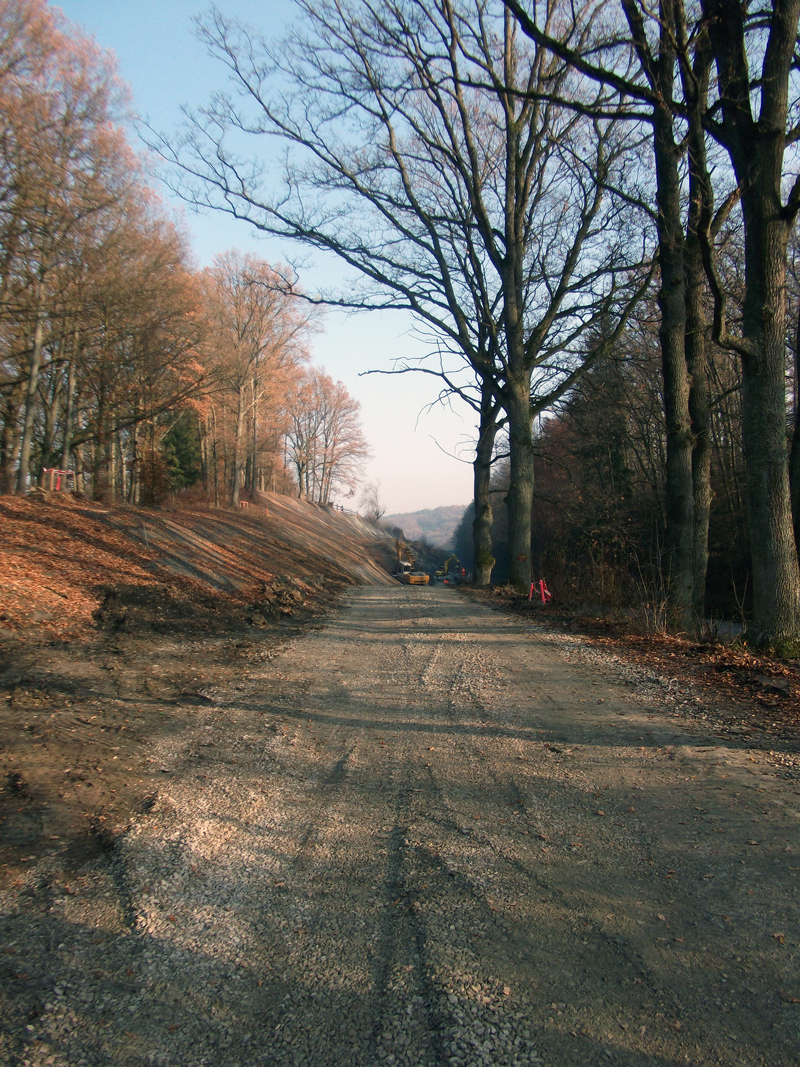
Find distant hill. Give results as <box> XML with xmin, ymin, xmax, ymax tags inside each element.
<box><xmin>383</xmin><ymin>504</ymin><xmax>467</xmax><ymax>549</ymax></box>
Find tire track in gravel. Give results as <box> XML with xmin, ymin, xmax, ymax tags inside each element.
<box><xmin>7</xmin><ymin>585</ymin><xmax>799</xmax><ymax>1067</ymax></box>
<box><xmin>346</xmin><ymin>588</ymin><xmax>799</xmax><ymax>1067</ymax></box>
<box><xmin>367</xmin><ymin>786</ymin><xmax>447</xmax><ymax>1067</ymax></box>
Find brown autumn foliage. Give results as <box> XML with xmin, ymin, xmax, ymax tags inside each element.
<box><xmin>285</xmin><ymin>366</ymin><xmax>371</xmax><ymax>505</ymax></box>
<box><xmin>0</xmin><ymin>0</ymin><xmax>205</xmax><ymax>499</ymax></box>
<box><xmin>0</xmin><ymin>1</ymin><xmax>368</xmax><ymax>510</ymax></box>
<box><xmin>198</xmin><ymin>251</ymin><xmax>312</xmax><ymax>507</ymax></box>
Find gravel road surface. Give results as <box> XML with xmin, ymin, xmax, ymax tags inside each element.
<box><xmin>2</xmin><ymin>585</ymin><xmax>798</xmax><ymax>1066</ymax></box>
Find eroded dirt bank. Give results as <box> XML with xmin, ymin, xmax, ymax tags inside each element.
<box><xmin>1</xmin><ymin>585</ymin><xmax>797</xmax><ymax>1066</ymax></box>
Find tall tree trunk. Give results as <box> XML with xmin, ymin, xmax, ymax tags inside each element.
<box><xmin>232</xmin><ymin>391</ymin><xmax>245</xmax><ymax>506</ymax></box>
<box><xmin>16</xmin><ymin>299</ymin><xmax>46</xmax><ymax>494</ymax></box>
<box><xmin>501</xmin><ymin>8</ymin><xmax>534</xmax><ymax>593</ymax></box>
<box><xmin>686</xmin><ymin>260</ymin><xmax>711</xmax><ymax>626</ymax></box>
<box><xmin>73</xmin><ymin>443</ymin><xmax>85</xmax><ymax>494</ymax></box>
<box><xmin>250</xmin><ymin>376</ymin><xmax>259</xmax><ymax>495</ymax></box>
<box><xmin>682</xmin><ymin>38</ymin><xmax>719</xmax><ymax>631</ymax></box>
<box><xmin>1</xmin><ymin>384</ymin><xmax>23</xmax><ymax>494</ymax></box>
<box><xmin>472</xmin><ymin>384</ymin><xmax>502</xmax><ymax>586</ymax></box>
<box><xmin>211</xmin><ymin>406</ymin><xmax>220</xmax><ymax>508</ymax></box>
<box><xmin>93</xmin><ymin>382</ymin><xmax>106</xmax><ymax>502</ymax></box>
<box><xmin>504</xmin><ymin>372</ymin><xmax>535</xmax><ymax>592</ymax></box>
<box><xmin>703</xmin><ymin>0</ymin><xmax>800</xmax><ymax>643</ymax></box>
<box><xmin>740</xmin><ymin>211</ymin><xmax>799</xmax><ymax>642</ymax></box>
<box><xmin>39</xmin><ymin>372</ymin><xmax>63</xmax><ymax>475</ymax></box>
<box><xmin>789</xmin><ymin>304</ymin><xmax>800</xmax><ymax>545</ymax></box>
<box><xmin>127</xmin><ymin>419</ymin><xmax>139</xmax><ymax>504</ymax></box>
<box><xmin>650</xmin><ymin>8</ymin><xmax>695</xmax><ymax>632</ymax></box>
<box><xmin>108</xmin><ymin>431</ymin><xmax>117</xmax><ymax>502</ymax></box>
<box><xmin>199</xmin><ymin>419</ymin><xmax>210</xmax><ymax>495</ymax></box>
<box><xmin>60</xmin><ymin>348</ymin><xmax>77</xmax><ymax>473</ymax></box>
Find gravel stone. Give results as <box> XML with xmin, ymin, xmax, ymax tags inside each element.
<box><xmin>1</xmin><ymin>586</ymin><xmax>798</xmax><ymax>1065</ymax></box>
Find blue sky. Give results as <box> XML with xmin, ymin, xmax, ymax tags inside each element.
<box><xmin>53</xmin><ymin>0</ymin><xmax>475</xmax><ymax>516</ymax></box>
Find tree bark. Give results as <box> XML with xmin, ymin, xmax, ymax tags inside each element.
<box><xmin>624</xmin><ymin>0</ymin><xmax>697</xmax><ymax>631</ymax></box>
<box><xmin>60</xmin><ymin>347</ymin><xmax>77</xmax><ymax>473</ymax></box>
<box><xmin>504</xmin><ymin>372</ymin><xmax>535</xmax><ymax>592</ymax></box>
<box><xmin>686</xmin><ymin>235</ymin><xmax>712</xmax><ymax>626</ymax></box>
<box><xmin>653</xmin><ymin>103</ymin><xmax>696</xmax><ymax>630</ymax></box>
<box><xmin>740</xmin><ymin>215</ymin><xmax>799</xmax><ymax>642</ymax></box>
<box><xmin>1</xmin><ymin>384</ymin><xmax>23</xmax><ymax>494</ymax></box>
<box><xmin>92</xmin><ymin>381</ymin><xmax>106</xmax><ymax>501</ymax></box>
<box><xmin>250</xmin><ymin>376</ymin><xmax>259</xmax><ymax>496</ymax></box>
<box><xmin>127</xmin><ymin>415</ymin><xmax>139</xmax><ymax>504</ymax></box>
<box><xmin>682</xmin><ymin>29</ymin><xmax>716</xmax><ymax>632</ymax></box>
<box><xmin>502</xmin><ymin>18</ymin><xmax>534</xmax><ymax>594</ymax></box>
<box><xmin>15</xmin><ymin>300</ymin><xmax>46</xmax><ymax>494</ymax></box>
<box><xmin>703</xmin><ymin>0</ymin><xmax>800</xmax><ymax>643</ymax></box>
<box><xmin>789</xmin><ymin>304</ymin><xmax>800</xmax><ymax>545</ymax></box>
<box><xmin>232</xmin><ymin>391</ymin><xmax>246</xmax><ymax>507</ymax></box>
<box><xmin>39</xmin><ymin>370</ymin><xmax>63</xmax><ymax>476</ymax></box>
<box><xmin>472</xmin><ymin>385</ymin><xmax>502</xmax><ymax>586</ymax></box>
<box><xmin>211</xmin><ymin>406</ymin><xmax>220</xmax><ymax>508</ymax></box>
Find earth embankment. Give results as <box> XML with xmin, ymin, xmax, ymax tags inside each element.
<box><xmin>0</xmin><ymin>492</ymin><xmax>396</xmax><ymax>646</ymax></box>
<box><xmin>0</xmin><ymin>491</ymin><xmax>397</xmax><ymax>915</ymax></box>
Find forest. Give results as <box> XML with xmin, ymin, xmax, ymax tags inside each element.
<box><xmin>0</xmin><ymin>1</ymin><xmax>369</xmax><ymax>515</ymax></box>
<box><xmin>4</xmin><ymin>0</ymin><xmax>800</xmax><ymax>646</ymax></box>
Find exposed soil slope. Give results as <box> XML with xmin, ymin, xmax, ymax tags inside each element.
<box><xmin>0</xmin><ymin>492</ymin><xmax>395</xmax><ymax>645</ymax></box>
<box><xmin>0</xmin><ymin>491</ymin><xmax>396</xmax><ymax>899</ymax></box>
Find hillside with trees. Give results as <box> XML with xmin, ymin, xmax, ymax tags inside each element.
<box><xmin>0</xmin><ymin>0</ymin><xmax>368</xmax><ymax>515</ymax></box>
<box><xmin>382</xmin><ymin>505</ymin><xmax>466</xmax><ymax>549</ymax></box>
<box><xmin>160</xmin><ymin>0</ymin><xmax>800</xmax><ymax>647</ymax></box>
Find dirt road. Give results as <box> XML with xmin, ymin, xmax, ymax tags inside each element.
<box><xmin>2</xmin><ymin>585</ymin><xmax>799</xmax><ymax>1066</ymax></box>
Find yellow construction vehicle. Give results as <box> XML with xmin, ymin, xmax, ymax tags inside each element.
<box><xmin>435</xmin><ymin>554</ymin><xmax>463</xmax><ymax>583</ymax></box>
<box><xmin>394</xmin><ymin>539</ymin><xmax>430</xmax><ymax>585</ymax></box>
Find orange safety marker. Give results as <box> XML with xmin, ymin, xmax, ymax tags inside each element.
<box><xmin>529</xmin><ymin>578</ymin><xmax>553</xmax><ymax>604</ymax></box>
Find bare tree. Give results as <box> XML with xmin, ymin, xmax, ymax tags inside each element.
<box><xmin>158</xmin><ymin>0</ymin><xmax>649</xmax><ymax>590</ymax></box>
<box><xmin>506</xmin><ymin>0</ymin><xmax>800</xmax><ymax>641</ymax></box>
<box><xmin>203</xmin><ymin>250</ymin><xmax>311</xmax><ymax>506</ymax></box>
<box><xmin>360</xmin><ymin>482</ymin><xmax>386</xmax><ymax>525</ymax></box>
<box><xmin>285</xmin><ymin>368</ymin><xmax>369</xmax><ymax>503</ymax></box>
<box><xmin>699</xmin><ymin>0</ymin><xmax>800</xmax><ymax>644</ymax></box>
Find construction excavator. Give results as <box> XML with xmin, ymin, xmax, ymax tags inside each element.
<box><xmin>435</xmin><ymin>554</ymin><xmax>464</xmax><ymax>584</ymax></box>
<box><xmin>393</xmin><ymin>539</ymin><xmax>430</xmax><ymax>585</ymax></box>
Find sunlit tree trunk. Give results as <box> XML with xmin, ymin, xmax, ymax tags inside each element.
<box><xmin>1</xmin><ymin>383</ymin><xmax>24</xmax><ymax>494</ymax></box>
<box><xmin>249</xmin><ymin>375</ymin><xmax>259</xmax><ymax>495</ymax></box>
<box><xmin>16</xmin><ymin>294</ymin><xmax>46</xmax><ymax>493</ymax></box>
<box><xmin>60</xmin><ymin>342</ymin><xmax>78</xmax><ymax>474</ymax></box>
<box><xmin>232</xmin><ymin>391</ymin><xmax>246</xmax><ymax>506</ymax></box>
<box><xmin>211</xmin><ymin>406</ymin><xmax>220</xmax><ymax>508</ymax></box>
<box><xmin>39</xmin><ymin>364</ymin><xmax>63</xmax><ymax>476</ymax></box>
